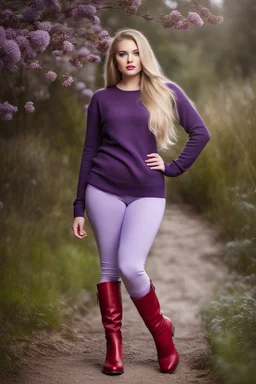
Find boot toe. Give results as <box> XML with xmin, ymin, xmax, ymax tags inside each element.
<box><xmin>103</xmin><ymin>363</ymin><xmax>124</xmax><ymax>375</ymax></box>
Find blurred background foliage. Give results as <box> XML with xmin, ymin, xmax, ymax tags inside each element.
<box><xmin>0</xmin><ymin>0</ymin><xmax>255</xmax><ymax>381</ymax></box>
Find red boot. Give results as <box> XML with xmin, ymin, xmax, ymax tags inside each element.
<box><xmin>130</xmin><ymin>280</ymin><xmax>179</xmax><ymax>373</ymax></box>
<box><xmin>97</xmin><ymin>280</ymin><xmax>124</xmax><ymax>375</ymax></box>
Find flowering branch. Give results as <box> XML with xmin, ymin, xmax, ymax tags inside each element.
<box><xmin>0</xmin><ymin>0</ymin><xmax>224</xmax><ymax>121</ymax></box>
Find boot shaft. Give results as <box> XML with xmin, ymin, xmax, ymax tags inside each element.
<box><xmin>97</xmin><ymin>280</ymin><xmax>123</xmax><ymax>332</ymax></box>
<box><xmin>131</xmin><ymin>281</ymin><xmax>164</xmax><ymax>333</ymax></box>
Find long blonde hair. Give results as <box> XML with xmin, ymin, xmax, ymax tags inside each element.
<box><xmin>103</xmin><ymin>28</ymin><xmax>181</xmax><ymax>151</ymax></box>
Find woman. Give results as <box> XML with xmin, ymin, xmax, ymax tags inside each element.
<box><xmin>72</xmin><ymin>28</ymin><xmax>211</xmax><ymax>376</ymax></box>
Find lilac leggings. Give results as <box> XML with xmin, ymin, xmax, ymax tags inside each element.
<box><xmin>85</xmin><ymin>183</ymin><xmax>166</xmax><ymax>299</ymax></box>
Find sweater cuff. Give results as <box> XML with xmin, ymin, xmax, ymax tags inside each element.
<box><xmin>73</xmin><ymin>202</ymin><xmax>85</xmax><ymax>219</ymax></box>
<box><xmin>163</xmin><ymin>160</ymin><xmax>184</xmax><ymax>177</ymax></box>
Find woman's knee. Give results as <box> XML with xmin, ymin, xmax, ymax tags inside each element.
<box><xmin>118</xmin><ymin>261</ymin><xmax>145</xmax><ymax>281</ymax></box>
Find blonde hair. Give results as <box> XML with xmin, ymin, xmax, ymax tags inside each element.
<box><xmin>103</xmin><ymin>28</ymin><xmax>181</xmax><ymax>151</ymax></box>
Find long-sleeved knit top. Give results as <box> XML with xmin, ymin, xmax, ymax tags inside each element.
<box><xmin>73</xmin><ymin>81</ymin><xmax>211</xmax><ymax>218</ymax></box>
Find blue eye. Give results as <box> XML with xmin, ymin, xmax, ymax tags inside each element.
<box><xmin>119</xmin><ymin>52</ymin><xmax>139</xmax><ymax>57</ymax></box>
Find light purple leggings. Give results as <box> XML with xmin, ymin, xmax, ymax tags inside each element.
<box><xmin>85</xmin><ymin>183</ymin><xmax>166</xmax><ymax>299</ymax></box>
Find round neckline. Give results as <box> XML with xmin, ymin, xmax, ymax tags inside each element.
<box><xmin>115</xmin><ymin>85</ymin><xmax>140</xmax><ymax>92</ymax></box>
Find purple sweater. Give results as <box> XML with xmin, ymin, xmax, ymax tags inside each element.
<box><xmin>73</xmin><ymin>81</ymin><xmax>211</xmax><ymax>218</ymax></box>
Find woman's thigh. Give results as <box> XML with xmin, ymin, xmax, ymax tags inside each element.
<box><xmin>85</xmin><ymin>184</ymin><xmax>126</xmax><ymax>265</ymax></box>
<box><xmin>117</xmin><ymin>197</ymin><xmax>166</xmax><ymax>271</ymax></box>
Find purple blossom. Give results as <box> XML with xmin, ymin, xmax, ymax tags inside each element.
<box><xmin>93</xmin><ymin>23</ymin><xmax>103</xmax><ymax>32</ymax></box>
<box><xmin>161</xmin><ymin>10</ymin><xmax>183</xmax><ymax>29</ymax></box>
<box><xmin>33</xmin><ymin>0</ymin><xmax>45</xmax><ymax>11</ymax></box>
<box><xmin>62</xmin><ymin>76</ymin><xmax>74</xmax><ymax>87</ymax></box>
<box><xmin>5</xmin><ymin>28</ymin><xmax>16</xmax><ymax>39</ymax></box>
<box><xmin>200</xmin><ymin>7</ymin><xmax>211</xmax><ymax>18</ymax></box>
<box><xmin>91</xmin><ymin>0</ymin><xmax>105</xmax><ymax>8</ymax></box>
<box><xmin>94</xmin><ymin>16</ymin><xmax>101</xmax><ymax>24</ymax></box>
<box><xmin>2</xmin><ymin>113</ymin><xmax>13</xmax><ymax>120</ymax></box>
<box><xmin>93</xmin><ymin>37</ymin><xmax>111</xmax><ymax>54</ymax></box>
<box><xmin>17</xmin><ymin>29</ymin><xmax>30</xmax><ymax>38</ymax></box>
<box><xmin>25</xmin><ymin>101</ymin><xmax>35</xmax><ymax>113</ymax></box>
<box><xmin>69</xmin><ymin>56</ymin><xmax>83</xmax><ymax>68</ymax></box>
<box><xmin>26</xmin><ymin>61</ymin><xmax>42</xmax><ymax>70</ymax></box>
<box><xmin>35</xmin><ymin>21</ymin><xmax>52</xmax><ymax>32</ymax></box>
<box><xmin>44</xmin><ymin>0</ymin><xmax>61</xmax><ymax>12</ymax></box>
<box><xmin>0</xmin><ymin>9</ymin><xmax>20</xmax><ymax>28</ymax></box>
<box><xmin>77</xmin><ymin>47</ymin><xmax>90</xmax><ymax>56</ymax></box>
<box><xmin>29</xmin><ymin>30</ymin><xmax>50</xmax><ymax>52</ymax></box>
<box><xmin>87</xmin><ymin>54</ymin><xmax>101</xmax><ymax>63</ymax></box>
<box><xmin>169</xmin><ymin>10</ymin><xmax>183</xmax><ymax>21</ymax></box>
<box><xmin>175</xmin><ymin>19</ymin><xmax>190</xmax><ymax>31</ymax></box>
<box><xmin>0</xmin><ymin>101</ymin><xmax>18</xmax><ymax>120</ymax></box>
<box><xmin>22</xmin><ymin>45</ymin><xmax>37</xmax><ymax>59</ymax></box>
<box><xmin>117</xmin><ymin>0</ymin><xmax>142</xmax><ymax>15</ymax></box>
<box><xmin>187</xmin><ymin>12</ymin><xmax>204</xmax><ymax>27</ymax></box>
<box><xmin>45</xmin><ymin>70</ymin><xmax>57</xmax><ymax>81</ymax></box>
<box><xmin>0</xmin><ymin>26</ymin><xmax>6</xmax><ymax>50</ymax></box>
<box><xmin>71</xmin><ymin>5</ymin><xmax>97</xmax><ymax>22</ymax></box>
<box><xmin>98</xmin><ymin>30</ymin><xmax>110</xmax><ymax>40</ymax></box>
<box><xmin>16</xmin><ymin>35</ymin><xmax>30</xmax><ymax>50</ymax></box>
<box><xmin>62</xmin><ymin>40</ymin><xmax>74</xmax><ymax>52</ymax></box>
<box><xmin>4</xmin><ymin>62</ymin><xmax>19</xmax><ymax>72</ymax></box>
<box><xmin>22</xmin><ymin>6</ymin><xmax>42</xmax><ymax>22</ymax></box>
<box><xmin>1</xmin><ymin>39</ymin><xmax>21</xmax><ymax>70</ymax></box>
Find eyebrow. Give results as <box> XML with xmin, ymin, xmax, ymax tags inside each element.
<box><xmin>117</xmin><ymin>49</ymin><xmax>139</xmax><ymax>53</ymax></box>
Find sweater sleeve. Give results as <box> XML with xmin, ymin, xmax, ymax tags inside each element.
<box><xmin>73</xmin><ymin>92</ymin><xmax>102</xmax><ymax>218</ymax></box>
<box><xmin>163</xmin><ymin>82</ymin><xmax>211</xmax><ymax>177</ymax></box>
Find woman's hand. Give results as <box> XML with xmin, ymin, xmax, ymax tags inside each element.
<box><xmin>145</xmin><ymin>153</ymin><xmax>165</xmax><ymax>173</ymax></box>
<box><xmin>72</xmin><ymin>217</ymin><xmax>87</xmax><ymax>239</ymax></box>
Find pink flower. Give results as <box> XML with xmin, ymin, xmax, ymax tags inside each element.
<box><xmin>25</xmin><ymin>101</ymin><xmax>35</xmax><ymax>113</ymax></box>
<box><xmin>62</xmin><ymin>76</ymin><xmax>74</xmax><ymax>87</ymax></box>
<box><xmin>87</xmin><ymin>54</ymin><xmax>101</xmax><ymax>63</ymax></box>
<box><xmin>26</xmin><ymin>60</ymin><xmax>42</xmax><ymax>70</ymax></box>
<box><xmin>160</xmin><ymin>10</ymin><xmax>183</xmax><ymax>29</ymax></box>
<box><xmin>200</xmin><ymin>7</ymin><xmax>211</xmax><ymax>18</ymax></box>
<box><xmin>187</xmin><ymin>12</ymin><xmax>204</xmax><ymax>27</ymax></box>
<box><xmin>69</xmin><ymin>56</ymin><xmax>83</xmax><ymax>68</ymax></box>
<box><xmin>117</xmin><ymin>0</ymin><xmax>142</xmax><ymax>15</ymax></box>
<box><xmin>62</xmin><ymin>40</ymin><xmax>74</xmax><ymax>52</ymax></box>
<box><xmin>175</xmin><ymin>19</ymin><xmax>190</xmax><ymax>31</ymax></box>
<box><xmin>45</xmin><ymin>70</ymin><xmax>57</xmax><ymax>81</ymax></box>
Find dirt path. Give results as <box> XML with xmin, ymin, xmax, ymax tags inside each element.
<box><xmin>2</xmin><ymin>203</ymin><xmax>227</xmax><ymax>384</ymax></box>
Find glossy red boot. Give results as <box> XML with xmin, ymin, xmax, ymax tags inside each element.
<box><xmin>97</xmin><ymin>280</ymin><xmax>124</xmax><ymax>375</ymax></box>
<box><xmin>130</xmin><ymin>280</ymin><xmax>179</xmax><ymax>373</ymax></box>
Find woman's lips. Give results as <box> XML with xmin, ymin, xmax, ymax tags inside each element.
<box><xmin>126</xmin><ymin>66</ymin><xmax>135</xmax><ymax>70</ymax></box>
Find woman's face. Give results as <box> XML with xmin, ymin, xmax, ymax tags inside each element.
<box><xmin>115</xmin><ymin>38</ymin><xmax>142</xmax><ymax>77</ymax></box>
